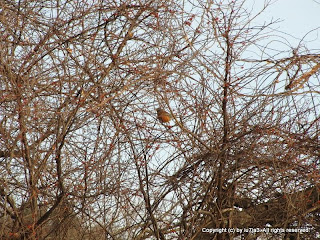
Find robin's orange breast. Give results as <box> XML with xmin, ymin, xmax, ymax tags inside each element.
<box><xmin>158</xmin><ymin>114</ymin><xmax>171</xmax><ymax>123</ymax></box>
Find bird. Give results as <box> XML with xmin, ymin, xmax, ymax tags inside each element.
<box><xmin>156</xmin><ymin>108</ymin><xmax>172</xmax><ymax>123</ymax></box>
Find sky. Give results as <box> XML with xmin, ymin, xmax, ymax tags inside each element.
<box><xmin>251</xmin><ymin>0</ymin><xmax>320</xmax><ymax>50</ymax></box>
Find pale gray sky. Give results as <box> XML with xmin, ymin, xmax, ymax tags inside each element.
<box><xmin>253</xmin><ymin>0</ymin><xmax>320</xmax><ymax>49</ymax></box>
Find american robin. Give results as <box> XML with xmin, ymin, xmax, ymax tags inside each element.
<box><xmin>156</xmin><ymin>108</ymin><xmax>172</xmax><ymax>123</ymax></box>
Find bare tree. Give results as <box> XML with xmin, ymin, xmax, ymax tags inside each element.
<box><xmin>1</xmin><ymin>0</ymin><xmax>320</xmax><ymax>240</ymax></box>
